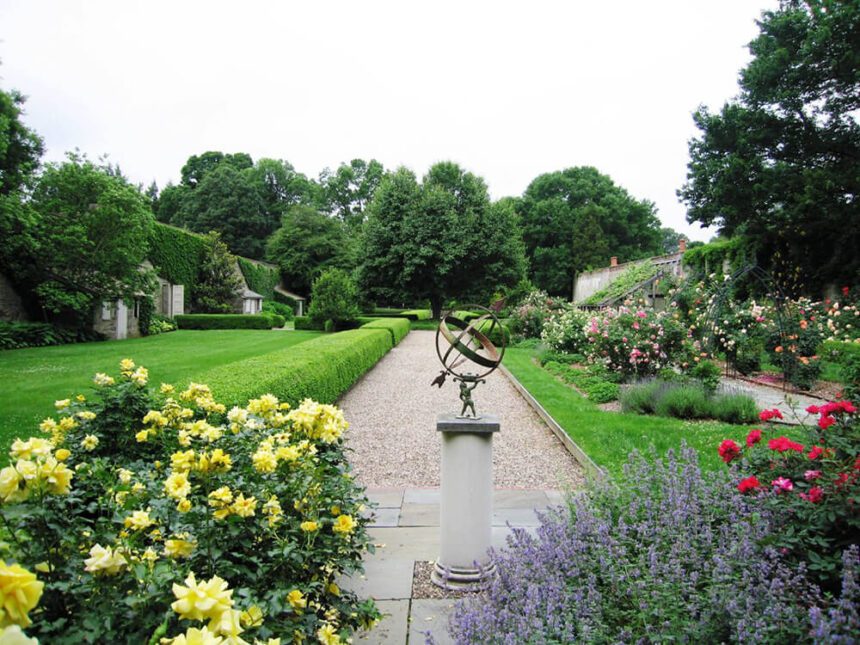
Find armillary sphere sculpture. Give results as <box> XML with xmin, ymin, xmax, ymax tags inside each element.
<box><xmin>433</xmin><ymin>305</ymin><xmax>506</xmax><ymax>419</ymax></box>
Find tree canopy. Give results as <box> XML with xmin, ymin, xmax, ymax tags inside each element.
<box><xmin>15</xmin><ymin>155</ymin><xmax>155</xmax><ymax>322</ymax></box>
<box><xmin>319</xmin><ymin>159</ymin><xmax>385</xmax><ymax>229</ymax></box>
<box><xmin>265</xmin><ymin>205</ymin><xmax>353</xmax><ymax>296</ymax></box>
<box><xmin>359</xmin><ymin>162</ymin><xmax>526</xmax><ymax>318</ymax></box>
<box><xmin>0</xmin><ymin>87</ymin><xmax>44</xmax><ymax>196</ymax></box>
<box><xmin>678</xmin><ymin>0</ymin><xmax>860</xmax><ymax>292</ymax></box>
<box><xmin>519</xmin><ymin>167</ymin><xmax>663</xmax><ymax>297</ymax></box>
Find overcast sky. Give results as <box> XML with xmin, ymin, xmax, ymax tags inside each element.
<box><xmin>0</xmin><ymin>0</ymin><xmax>777</xmax><ymax>241</ymax></box>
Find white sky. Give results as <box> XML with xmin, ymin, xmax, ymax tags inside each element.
<box><xmin>0</xmin><ymin>0</ymin><xmax>777</xmax><ymax>241</ymax></box>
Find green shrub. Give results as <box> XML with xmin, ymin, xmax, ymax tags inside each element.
<box><xmin>473</xmin><ymin>318</ymin><xmax>510</xmax><ymax>348</ymax></box>
<box><xmin>147</xmin><ymin>314</ymin><xmax>177</xmax><ymax>335</ymax></box>
<box><xmin>200</xmin><ymin>328</ymin><xmax>393</xmax><ymax>407</ymax></box>
<box><xmin>709</xmin><ymin>393</ymin><xmax>758</xmax><ymax>424</ymax></box>
<box><xmin>620</xmin><ymin>380</ymin><xmax>663</xmax><ymax>415</ymax></box>
<box><xmin>294</xmin><ymin>316</ymin><xmax>323</xmax><ymax>331</ymax></box>
<box><xmin>451</xmin><ymin>310</ymin><xmax>480</xmax><ymax>322</ymax></box>
<box><xmin>822</xmin><ymin>340</ymin><xmax>860</xmax><ymax>403</ymax></box>
<box><xmin>654</xmin><ymin>384</ymin><xmax>712</xmax><ymax>419</ymax></box>
<box><xmin>543</xmin><ymin>361</ymin><xmax>620</xmax><ymax>403</ymax></box>
<box><xmin>691</xmin><ymin>359</ymin><xmax>722</xmax><ymax>394</ymax></box>
<box><xmin>583</xmin><ymin>380</ymin><xmax>620</xmax><ymax>404</ymax></box>
<box><xmin>361</xmin><ymin>318</ymin><xmax>410</xmax><ymax>345</ymax></box>
<box><xmin>174</xmin><ymin>314</ymin><xmax>275</xmax><ymax>330</ymax></box>
<box><xmin>263</xmin><ymin>300</ymin><xmax>295</xmax><ymax>320</ymax></box>
<box><xmin>268</xmin><ymin>313</ymin><xmax>286</xmax><ymax>328</ymax></box>
<box><xmin>308</xmin><ymin>269</ymin><xmax>360</xmax><ymax>331</ymax></box>
<box><xmin>0</xmin><ymin>321</ymin><xmax>86</xmax><ymax>350</ymax></box>
<box><xmin>401</xmin><ymin>309</ymin><xmax>431</xmax><ymax>320</ymax></box>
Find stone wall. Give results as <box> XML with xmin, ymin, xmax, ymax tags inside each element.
<box><xmin>573</xmin><ymin>252</ymin><xmax>686</xmax><ymax>304</ymax></box>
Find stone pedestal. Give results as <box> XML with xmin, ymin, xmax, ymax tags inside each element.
<box><xmin>432</xmin><ymin>414</ymin><xmax>499</xmax><ymax>589</ymax></box>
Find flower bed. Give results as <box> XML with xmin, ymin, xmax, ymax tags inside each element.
<box><xmin>0</xmin><ymin>361</ymin><xmax>380</xmax><ymax>642</ymax></box>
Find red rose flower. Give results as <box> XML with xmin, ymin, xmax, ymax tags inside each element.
<box><xmin>808</xmin><ymin>445</ymin><xmax>824</xmax><ymax>460</ymax></box>
<box><xmin>759</xmin><ymin>408</ymin><xmax>783</xmax><ymax>422</ymax></box>
<box><xmin>818</xmin><ymin>415</ymin><xmax>836</xmax><ymax>430</ymax></box>
<box><xmin>746</xmin><ymin>429</ymin><xmax>762</xmax><ymax>447</ymax></box>
<box><xmin>738</xmin><ymin>476</ymin><xmax>761</xmax><ymax>494</ymax></box>
<box><xmin>718</xmin><ymin>439</ymin><xmax>742</xmax><ymax>464</ymax></box>
<box><xmin>800</xmin><ymin>487</ymin><xmax>824</xmax><ymax>503</ymax></box>
<box><xmin>806</xmin><ymin>405</ymin><xmax>820</xmax><ymax>414</ymax></box>
<box><xmin>768</xmin><ymin>436</ymin><xmax>804</xmax><ymax>453</ymax></box>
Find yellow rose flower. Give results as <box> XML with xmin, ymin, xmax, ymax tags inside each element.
<box><xmin>123</xmin><ymin>509</ymin><xmax>155</xmax><ymax>532</ymax></box>
<box><xmin>119</xmin><ymin>358</ymin><xmax>135</xmax><ymax>373</ymax></box>
<box><xmin>287</xmin><ymin>589</ymin><xmax>306</xmax><ymax>610</ymax></box>
<box><xmin>208</xmin><ymin>486</ymin><xmax>233</xmax><ymax>507</ymax></box>
<box><xmin>169</xmin><ymin>626</ymin><xmax>224</xmax><ymax>645</ymax></box>
<box><xmin>75</xmin><ymin>410</ymin><xmax>96</xmax><ymax>421</ymax></box>
<box><xmin>0</xmin><ymin>467</ymin><xmax>24</xmax><ymax>503</ymax></box>
<box><xmin>117</xmin><ymin>468</ymin><xmax>133</xmax><ymax>484</ymax></box>
<box><xmin>252</xmin><ymin>449</ymin><xmax>277</xmax><ymax>473</ymax></box>
<box><xmin>230</xmin><ymin>494</ymin><xmax>257</xmax><ymax>518</ymax></box>
<box><xmin>135</xmin><ymin>430</ymin><xmax>150</xmax><ymax>443</ymax></box>
<box><xmin>141</xmin><ymin>547</ymin><xmax>158</xmax><ymax>563</ymax></box>
<box><xmin>93</xmin><ymin>372</ymin><xmax>115</xmax><ymax>387</ymax></box>
<box><xmin>332</xmin><ymin>515</ymin><xmax>356</xmax><ymax>536</ymax></box>
<box><xmin>300</xmin><ymin>521</ymin><xmax>318</xmax><ymax>533</ymax></box>
<box><xmin>164</xmin><ymin>537</ymin><xmax>197</xmax><ymax>559</ymax></box>
<box><xmin>75</xmin><ymin>394</ymin><xmax>86</xmax><ymax>403</ymax></box>
<box><xmin>164</xmin><ymin>472</ymin><xmax>191</xmax><ymax>500</ymax></box>
<box><xmin>240</xmin><ymin>605</ymin><xmax>264</xmax><ymax>628</ymax></box>
<box><xmin>275</xmin><ymin>445</ymin><xmax>300</xmax><ymax>463</ymax></box>
<box><xmin>38</xmin><ymin>418</ymin><xmax>57</xmax><ymax>435</ymax></box>
<box><xmin>0</xmin><ymin>561</ymin><xmax>43</xmax><ymax>628</ymax></box>
<box><xmin>327</xmin><ymin>582</ymin><xmax>340</xmax><ymax>596</ymax></box>
<box><xmin>40</xmin><ymin>459</ymin><xmax>73</xmax><ymax>495</ymax></box>
<box><xmin>171</xmin><ymin>572</ymin><xmax>233</xmax><ymax>622</ymax></box>
<box><xmin>54</xmin><ymin>399</ymin><xmax>70</xmax><ymax>411</ymax></box>
<box><xmin>130</xmin><ymin>366</ymin><xmax>148</xmax><ymax>387</ymax></box>
<box><xmin>160</xmin><ymin>382</ymin><xmax>175</xmax><ymax>395</ymax></box>
<box><xmin>84</xmin><ymin>545</ymin><xmax>127</xmax><ymax>576</ymax></box>
<box><xmin>207</xmin><ymin>607</ymin><xmax>244</xmax><ymax>640</ymax></box>
<box><xmin>177</xmin><ymin>498</ymin><xmax>192</xmax><ymax>513</ymax></box>
<box><xmin>171</xmin><ymin>449</ymin><xmax>196</xmax><ymax>473</ymax></box>
<box><xmin>316</xmin><ymin>623</ymin><xmax>341</xmax><ymax>645</ymax></box>
<box><xmin>10</xmin><ymin>439</ymin><xmax>52</xmax><ymax>460</ymax></box>
<box><xmin>58</xmin><ymin>417</ymin><xmax>77</xmax><ymax>432</ymax></box>
<box><xmin>80</xmin><ymin>434</ymin><xmax>99</xmax><ymax>451</ymax></box>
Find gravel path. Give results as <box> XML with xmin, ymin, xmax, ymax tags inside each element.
<box><xmin>338</xmin><ymin>330</ymin><xmax>584</xmax><ymax>489</ymax></box>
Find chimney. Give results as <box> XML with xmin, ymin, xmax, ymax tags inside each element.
<box><xmin>610</xmin><ymin>256</ymin><xmax>618</xmax><ymax>267</ymax></box>
<box><xmin>679</xmin><ymin>239</ymin><xmax>687</xmax><ymax>253</ymax></box>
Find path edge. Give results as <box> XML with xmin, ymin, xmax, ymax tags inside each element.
<box><xmin>499</xmin><ymin>363</ymin><xmax>607</xmax><ymax>481</ymax></box>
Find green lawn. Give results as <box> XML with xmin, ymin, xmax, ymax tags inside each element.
<box><xmin>504</xmin><ymin>348</ymin><xmax>780</xmax><ymax>475</ymax></box>
<box><xmin>0</xmin><ymin>330</ymin><xmax>320</xmax><ymax>450</ymax></box>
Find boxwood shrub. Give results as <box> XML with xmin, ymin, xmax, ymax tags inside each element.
<box><xmin>293</xmin><ymin>316</ymin><xmax>322</xmax><ymax>331</ymax></box>
<box><xmin>198</xmin><ymin>328</ymin><xmax>393</xmax><ymax>407</ymax></box>
<box><xmin>174</xmin><ymin>314</ymin><xmax>277</xmax><ymax>330</ymax></box>
<box><xmin>361</xmin><ymin>318</ymin><xmax>410</xmax><ymax>345</ymax></box>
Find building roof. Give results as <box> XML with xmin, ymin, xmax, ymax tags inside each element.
<box><xmin>242</xmin><ymin>288</ymin><xmax>264</xmax><ymax>300</ymax></box>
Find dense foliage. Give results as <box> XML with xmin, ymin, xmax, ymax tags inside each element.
<box><xmin>518</xmin><ymin>167</ymin><xmax>663</xmax><ymax>297</ymax></box>
<box><xmin>236</xmin><ymin>258</ymin><xmax>280</xmax><ymax>300</ymax></box>
<box><xmin>146</xmin><ymin>223</ymin><xmax>208</xmax><ymax>309</ymax></box>
<box><xmin>679</xmin><ymin>0</ymin><xmax>860</xmax><ymax>293</ymax></box>
<box><xmin>308</xmin><ymin>269</ymin><xmax>361</xmax><ymax>331</ymax></box>
<box><xmin>0</xmin><ymin>320</ymin><xmax>101</xmax><ymax>350</ymax></box>
<box><xmin>449</xmin><ymin>446</ymin><xmax>859</xmax><ymax>642</ymax></box>
<box><xmin>582</xmin><ymin>261</ymin><xmax>660</xmax><ymax>306</ymax></box>
<box><xmin>359</xmin><ymin>163</ymin><xmax>526</xmax><ymax>319</ymax></box>
<box><xmin>0</xmin><ymin>361</ymin><xmax>380</xmax><ymax>642</ymax></box>
<box><xmin>266</xmin><ymin>206</ymin><xmax>354</xmax><ymax>297</ymax></box>
<box><xmin>9</xmin><ymin>155</ymin><xmax>155</xmax><ymax>326</ymax></box>
<box><xmin>191</xmin><ymin>232</ymin><xmax>243</xmax><ymax>314</ymax></box>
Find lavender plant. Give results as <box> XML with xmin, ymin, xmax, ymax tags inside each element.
<box><xmin>449</xmin><ymin>446</ymin><xmax>858</xmax><ymax>643</ymax></box>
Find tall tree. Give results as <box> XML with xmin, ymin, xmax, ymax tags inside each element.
<box><xmin>0</xmin><ymin>87</ymin><xmax>44</xmax><ymax>196</ymax></box>
<box><xmin>265</xmin><ymin>205</ymin><xmax>353</xmax><ymax>296</ymax></box>
<box><xmin>192</xmin><ymin>231</ymin><xmax>243</xmax><ymax>313</ymax></box>
<box><xmin>360</xmin><ymin>162</ymin><xmax>526</xmax><ymax>318</ymax></box>
<box><xmin>21</xmin><ymin>155</ymin><xmax>154</xmax><ymax>322</ymax></box>
<box><xmin>251</xmin><ymin>158</ymin><xmax>321</xmax><ymax>233</ymax></box>
<box><xmin>678</xmin><ymin>0</ymin><xmax>860</xmax><ymax>292</ymax></box>
<box><xmin>180</xmin><ymin>151</ymin><xmax>253</xmax><ymax>188</ymax></box>
<box><xmin>519</xmin><ymin>167</ymin><xmax>663</xmax><ymax>297</ymax></box>
<box><xmin>175</xmin><ymin>164</ymin><xmax>268</xmax><ymax>259</ymax></box>
<box><xmin>319</xmin><ymin>159</ymin><xmax>385</xmax><ymax>228</ymax></box>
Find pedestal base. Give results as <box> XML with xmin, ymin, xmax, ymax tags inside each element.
<box><xmin>433</xmin><ymin>414</ymin><xmax>499</xmax><ymax>590</ymax></box>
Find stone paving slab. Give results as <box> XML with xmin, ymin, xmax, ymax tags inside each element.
<box><xmin>354</xmin><ymin>599</ymin><xmax>409</xmax><ymax>644</ymax></box>
<box><xmin>409</xmin><ymin>599</ymin><xmax>457</xmax><ymax>645</ymax></box>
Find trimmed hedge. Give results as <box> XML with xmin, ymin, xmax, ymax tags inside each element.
<box><xmin>361</xmin><ymin>318</ymin><xmax>410</xmax><ymax>345</ymax></box>
<box><xmin>473</xmin><ymin>318</ymin><xmax>510</xmax><ymax>348</ymax></box>
<box><xmin>237</xmin><ymin>258</ymin><xmax>280</xmax><ymax>299</ymax></box>
<box><xmin>198</xmin><ymin>328</ymin><xmax>393</xmax><ymax>407</ymax></box>
<box><xmin>175</xmin><ymin>314</ymin><xmax>277</xmax><ymax>330</ymax></box>
<box><xmin>296</xmin><ymin>316</ymin><xmax>378</xmax><ymax>331</ymax></box>
<box><xmin>368</xmin><ymin>309</ymin><xmax>431</xmax><ymax>321</ymax></box>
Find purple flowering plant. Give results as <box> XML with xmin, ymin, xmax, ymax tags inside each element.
<box><xmin>448</xmin><ymin>446</ymin><xmax>859</xmax><ymax>643</ymax></box>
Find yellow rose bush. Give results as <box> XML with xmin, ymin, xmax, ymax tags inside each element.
<box><xmin>0</xmin><ymin>360</ymin><xmax>380</xmax><ymax>643</ymax></box>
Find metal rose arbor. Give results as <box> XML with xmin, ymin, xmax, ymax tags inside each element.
<box><xmin>431</xmin><ymin>305</ymin><xmax>506</xmax><ymax>589</ymax></box>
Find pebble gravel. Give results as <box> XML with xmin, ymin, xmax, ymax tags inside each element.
<box><xmin>338</xmin><ymin>330</ymin><xmax>584</xmax><ymax>489</ymax></box>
